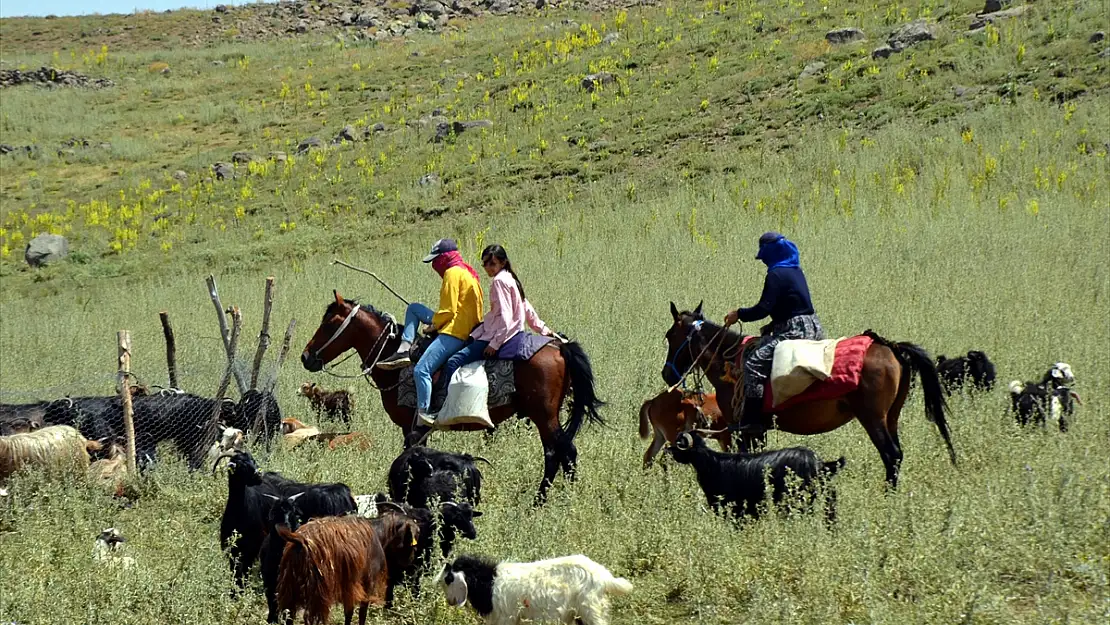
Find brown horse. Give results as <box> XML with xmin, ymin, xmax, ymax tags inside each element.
<box><xmin>301</xmin><ymin>292</ymin><xmax>605</xmax><ymax>504</ymax></box>
<box><xmin>662</xmin><ymin>302</ymin><xmax>956</xmax><ymax>487</ymax></box>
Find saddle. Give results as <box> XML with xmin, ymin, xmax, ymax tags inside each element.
<box><xmin>398</xmin><ymin>332</ymin><xmax>556</xmax><ymax>414</ymax></box>
<box><xmin>726</xmin><ymin>334</ymin><xmax>875</xmax><ymax>412</ymax></box>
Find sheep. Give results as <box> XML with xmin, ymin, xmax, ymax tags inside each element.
<box><xmin>275</xmin><ymin>512</ymin><xmax>420</xmax><ymax>625</ymax></box>
<box><xmin>280</xmin><ymin>417</ymin><xmax>322</xmax><ymax>449</ymax></box>
<box><xmin>638</xmin><ymin>390</ymin><xmax>730</xmax><ymax>469</ymax></box>
<box><xmin>439</xmin><ymin>553</ymin><xmax>633</xmax><ymax>625</ymax></box>
<box><xmin>205</xmin><ymin>426</ymin><xmax>245</xmax><ymax>469</ymax></box>
<box><xmin>92</xmin><ymin>527</ymin><xmax>136</xmax><ymax>570</ymax></box>
<box><xmin>667</xmin><ymin>431</ymin><xmax>845</xmax><ymax>522</ymax></box>
<box><xmin>298</xmin><ymin>382</ymin><xmax>354</xmax><ymax>425</ymax></box>
<box><xmin>936</xmin><ymin>350</ymin><xmax>997</xmax><ymax>394</ymax></box>
<box><xmin>1009</xmin><ymin>380</ymin><xmax>1081</xmax><ymax>432</ymax></box>
<box><xmin>387</xmin><ymin>445</ymin><xmax>490</xmax><ymax>507</ymax></box>
<box><xmin>0</xmin><ymin>425</ymin><xmax>101</xmax><ymax>482</ymax></box>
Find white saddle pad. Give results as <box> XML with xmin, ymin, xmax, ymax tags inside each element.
<box><xmin>434</xmin><ymin>361</ymin><xmax>496</xmax><ymax>429</ymax></box>
<box><xmin>770</xmin><ymin>338</ymin><xmax>842</xmax><ymax>407</ymax></box>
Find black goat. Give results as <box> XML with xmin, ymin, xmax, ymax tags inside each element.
<box><xmin>387</xmin><ymin>445</ymin><xmax>489</xmax><ymax>507</ymax></box>
<box><xmin>372</xmin><ymin>493</ymin><xmax>481</xmax><ymax>593</ymax></box>
<box><xmin>936</xmin><ymin>350</ymin><xmax>996</xmax><ymax>394</ymax></box>
<box><xmin>667</xmin><ymin>431</ymin><xmax>844</xmax><ymax>522</ymax></box>
<box><xmin>213</xmin><ymin>449</ymin><xmax>280</xmax><ymax>590</ymax></box>
<box><xmin>259</xmin><ymin>488</ymin><xmax>356</xmax><ymax>623</ymax></box>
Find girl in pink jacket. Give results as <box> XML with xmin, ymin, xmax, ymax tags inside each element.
<box><xmin>439</xmin><ymin>245</ymin><xmax>556</xmax><ymax>385</ymax></box>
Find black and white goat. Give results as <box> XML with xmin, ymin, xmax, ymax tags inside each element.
<box><xmin>936</xmin><ymin>350</ymin><xmax>997</xmax><ymax>394</ymax></box>
<box><xmin>387</xmin><ymin>445</ymin><xmax>489</xmax><ymax>507</ymax></box>
<box><xmin>667</xmin><ymin>431</ymin><xmax>845</xmax><ymax>521</ymax></box>
<box><xmin>439</xmin><ymin>553</ymin><xmax>633</xmax><ymax>625</ymax></box>
<box><xmin>1009</xmin><ymin>362</ymin><xmax>1079</xmax><ymax>432</ymax></box>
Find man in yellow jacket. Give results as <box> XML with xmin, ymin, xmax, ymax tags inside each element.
<box><xmin>378</xmin><ymin>238</ymin><xmax>484</xmax><ymax>425</ymax></box>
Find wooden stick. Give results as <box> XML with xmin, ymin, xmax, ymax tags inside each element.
<box><xmin>332</xmin><ymin>259</ymin><xmax>411</xmax><ymax>306</ymax></box>
<box><xmin>159</xmin><ymin>311</ymin><xmax>179</xmax><ymax>389</ymax></box>
<box><xmin>249</xmin><ymin>277</ymin><xmax>276</xmax><ymax>390</ymax></box>
<box><xmin>207</xmin><ymin>274</ymin><xmax>249</xmax><ymax>394</ymax></box>
<box><xmin>210</xmin><ymin>307</ymin><xmax>243</xmax><ymax>442</ymax></box>
<box><xmin>117</xmin><ymin>331</ymin><xmax>137</xmax><ymax>474</ymax></box>
<box><xmin>265</xmin><ymin>318</ymin><xmax>297</xmax><ymax>395</ymax></box>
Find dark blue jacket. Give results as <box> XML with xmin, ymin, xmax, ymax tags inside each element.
<box><xmin>738</xmin><ymin>266</ymin><xmax>815</xmax><ymax>324</ymax></box>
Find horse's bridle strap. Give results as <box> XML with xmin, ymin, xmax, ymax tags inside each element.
<box><xmin>315</xmin><ymin>305</ymin><xmax>362</xmax><ymax>357</ymax></box>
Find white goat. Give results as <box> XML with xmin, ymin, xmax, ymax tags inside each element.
<box><xmin>1</xmin><ymin>425</ymin><xmax>99</xmax><ymax>482</ymax></box>
<box><xmin>440</xmin><ymin>554</ymin><xmax>633</xmax><ymax>625</ymax></box>
<box><xmin>93</xmin><ymin>528</ymin><xmax>136</xmax><ymax>570</ymax></box>
<box><xmin>205</xmin><ymin>425</ymin><xmax>245</xmax><ymax>468</ymax></box>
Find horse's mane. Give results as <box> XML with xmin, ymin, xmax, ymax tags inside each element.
<box><xmin>325</xmin><ymin>297</ymin><xmax>382</xmax><ymax>319</ymax></box>
<box><xmin>682</xmin><ymin>311</ymin><xmax>748</xmax><ymax>355</ymax></box>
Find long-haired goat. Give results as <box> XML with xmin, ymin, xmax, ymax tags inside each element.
<box><xmin>276</xmin><ymin>513</ymin><xmax>419</xmax><ymax>625</ymax></box>
<box><xmin>299</xmin><ymin>382</ymin><xmax>354</xmax><ymax>425</ymax></box>
<box><xmin>668</xmin><ymin>431</ymin><xmax>845</xmax><ymax>522</ymax></box>
<box><xmin>371</xmin><ymin>494</ymin><xmax>482</xmax><ymax>594</ymax></box>
<box><xmin>440</xmin><ymin>554</ymin><xmax>633</xmax><ymax>625</ymax></box>
<box><xmin>88</xmin><ymin>440</ymin><xmax>129</xmax><ymax>495</ymax></box>
<box><xmin>638</xmin><ymin>390</ymin><xmax>730</xmax><ymax>469</ymax></box>
<box><xmin>1</xmin><ymin>425</ymin><xmax>100</xmax><ymax>482</ymax></box>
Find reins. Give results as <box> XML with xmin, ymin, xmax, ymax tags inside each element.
<box><xmin>317</xmin><ymin>307</ymin><xmax>402</xmax><ymax>391</ymax></box>
<box><xmin>666</xmin><ymin>323</ymin><xmax>731</xmax><ymax>394</ymax></box>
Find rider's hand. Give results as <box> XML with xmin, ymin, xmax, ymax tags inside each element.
<box><xmin>483</xmin><ymin>346</ymin><xmax>498</xmax><ymax>358</ymax></box>
<box><xmin>723</xmin><ymin>310</ymin><xmax>739</xmax><ymax>327</ymax></box>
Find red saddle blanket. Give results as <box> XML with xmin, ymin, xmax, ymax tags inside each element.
<box><xmin>737</xmin><ymin>335</ymin><xmax>875</xmax><ymax>412</ymax></box>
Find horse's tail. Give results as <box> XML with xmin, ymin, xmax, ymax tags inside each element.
<box><xmin>865</xmin><ymin>331</ymin><xmax>957</xmax><ymax>466</ymax></box>
<box><xmin>559</xmin><ymin>341</ymin><xmax>606</xmax><ymax>441</ymax></box>
<box><xmin>638</xmin><ymin>399</ymin><xmax>653</xmax><ymax>440</ymax></box>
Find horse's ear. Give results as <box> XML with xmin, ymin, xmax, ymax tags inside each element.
<box><xmin>693</xmin><ymin>301</ymin><xmax>703</xmax><ymax>318</ymax></box>
<box><xmin>334</xmin><ymin>290</ymin><xmax>344</xmax><ymax>306</ymax></box>
<box><xmin>670</xmin><ymin>302</ymin><xmax>679</xmax><ymax>321</ymax></box>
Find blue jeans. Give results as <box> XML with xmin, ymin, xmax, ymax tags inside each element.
<box><xmin>415</xmin><ymin>334</ymin><xmax>466</xmax><ymax>413</ymax></box>
<box><xmin>402</xmin><ymin>302</ymin><xmax>435</xmax><ymax>344</ymax></box>
<box><xmin>440</xmin><ymin>339</ymin><xmax>490</xmax><ymax>388</ymax></box>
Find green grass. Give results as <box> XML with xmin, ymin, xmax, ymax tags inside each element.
<box><xmin>1</xmin><ymin>0</ymin><xmax>1108</xmax><ymax>623</ymax></box>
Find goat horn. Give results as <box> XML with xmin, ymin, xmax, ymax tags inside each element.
<box><xmin>694</xmin><ymin>427</ymin><xmax>729</xmax><ymax>436</ymax></box>
<box><xmin>377</xmin><ymin>501</ymin><xmax>408</xmax><ymax>515</ymax></box>
<box><xmin>472</xmin><ymin>456</ymin><xmax>493</xmax><ymax>466</ymax></box>
<box><xmin>439</xmin><ymin>501</ymin><xmax>459</xmax><ymax>510</ymax></box>
<box><xmin>289</xmin><ymin>492</ymin><xmax>305</xmax><ymax>501</ymax></box>
<box><xmin>211</xmin><ymin>449</ymin><xmax>236</xmax><ymax>474</ymax></box>
<box><xmin>261</xmin><ymin>493</ymin><xmax>280</xmax><ymax>501</ymax></box>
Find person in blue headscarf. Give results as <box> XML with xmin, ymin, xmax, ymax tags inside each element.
<box><xmin>723</xmin><ymin>232</ymin><xmax>825</xmax><ymax>434</ymax></box>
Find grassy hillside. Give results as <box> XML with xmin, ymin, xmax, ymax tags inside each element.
<box><xmin>1</xmin><ymin>1</ymin><xmax>1108</xmax><ymax>624</ymax></box>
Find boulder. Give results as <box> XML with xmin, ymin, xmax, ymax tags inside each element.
<box><xmin>969</xmin><ymin>5</ymin><xmax>1031</xmax><ymax>31</ymax></box>
<box><xmin>334</xmin><ymin>125</ymin><xmax>359</xmax><ymax>144</ymax></box>
<box><xmin>799</xmin><ymin>61</ymin><xmax>826</xmax><ymax>78</ymax></box>
<box><xmin>213</xmin><ymin>162</ymin><xmax>234</xmax><ymax>180</ymax></box>
<box><xmin>418</xmin><ymin>173</ymin><xmax>441</xmax><ymax>186</ymax></box>
<box><xmin>231</xmin><ymin>151</ymin><xmax>257</xmax><ymax>164</ymax></box>
<box><xmin>1089</xmin><ymin>31</ymin><xmax>1105</xmax><ymax>44</ymax></box>
<box><xmin>171</xmin><ymin>170</ymin><xmax>189</xmax><ymax>181</ymax></box>
<box><xmin>25</xmin><ymin>233</ymin><xmax>68</xmax><ymax>268</ymax></box>
<box><xmin>296</xmin><ymin>137</ymin><xmax>325</xmax><ymax>154</ymax></box>
<box><xmin>434</xmin><ymin>119</ymin><xmax>493</xmax><ymax>142</ymax></box>
<box><xmin>581</xmin><ymin>72</ymin><xmax>616</xmax><ymax>92</ymax></box>
<box><xmin>872</xmin><ymin>45</ymin><xmax>896</xmax><ymax>59</ymax></box>
<box><xmin>888</xmin><ymin>19</ymin><xmax>937</xmax><ymax>51</ymax></box>
<box><xmin>825</xmin><ymin>27</ymin><xmax>865</xmax><ymax>44</ymax></box>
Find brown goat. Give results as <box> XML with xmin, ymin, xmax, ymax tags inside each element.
<box><xmin>639</xmin><ymin>390</ymin><xmax>731</xmax><ymax>469</ymax></box>
<box><xmin>299</xmin><ymin>382</ymin><xmax>353</xmax><ymax>425</ymax></box>
<box><xmin>276</xmin><ymin>513</ymin><xmax>419</xmax><ymax>625</ymax></box>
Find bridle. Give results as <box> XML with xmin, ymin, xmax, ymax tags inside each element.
<box><xmin>312</xmin><ymin>305</ymin><xmax>399</xmax><ymax>384</ymax></box>
<box><xmin>665</xmin><ymin>319</ymin><xmax>730</xmax><ymax>393</ymax></box>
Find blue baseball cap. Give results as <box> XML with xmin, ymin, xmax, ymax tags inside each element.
<box><xmin>422</xmin><ymin>238</ymin><xmax>458</xmax><ymax>263</ymax></box>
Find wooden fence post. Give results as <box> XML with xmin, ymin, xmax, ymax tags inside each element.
<box><xmin>249</xmin><ymin>277</ymin><xmax>275</xmax><ymax>390</ymax></box>
<box><xmin>206</xmin><ymin>275</ymin><xmax>249</xmax><ymax>395</ymax></box>
<box><xmin>263</xmin><ymin>318</ymin><xmax>296</xmax><ymax>396</ymax></box>
<box><xmin>209</xmin><ymin>307</ymin><xmax>243</xmax><ymax>443</ymax></box>
<box><xmin>117</xmin><ymin>331</ymin><xmax>137</xmax><ymax>474</ymax></box>
<box><xmin>159</xmin><ymin>311</ymin><xmax>179</xmax><ymax>389</ymax></box>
